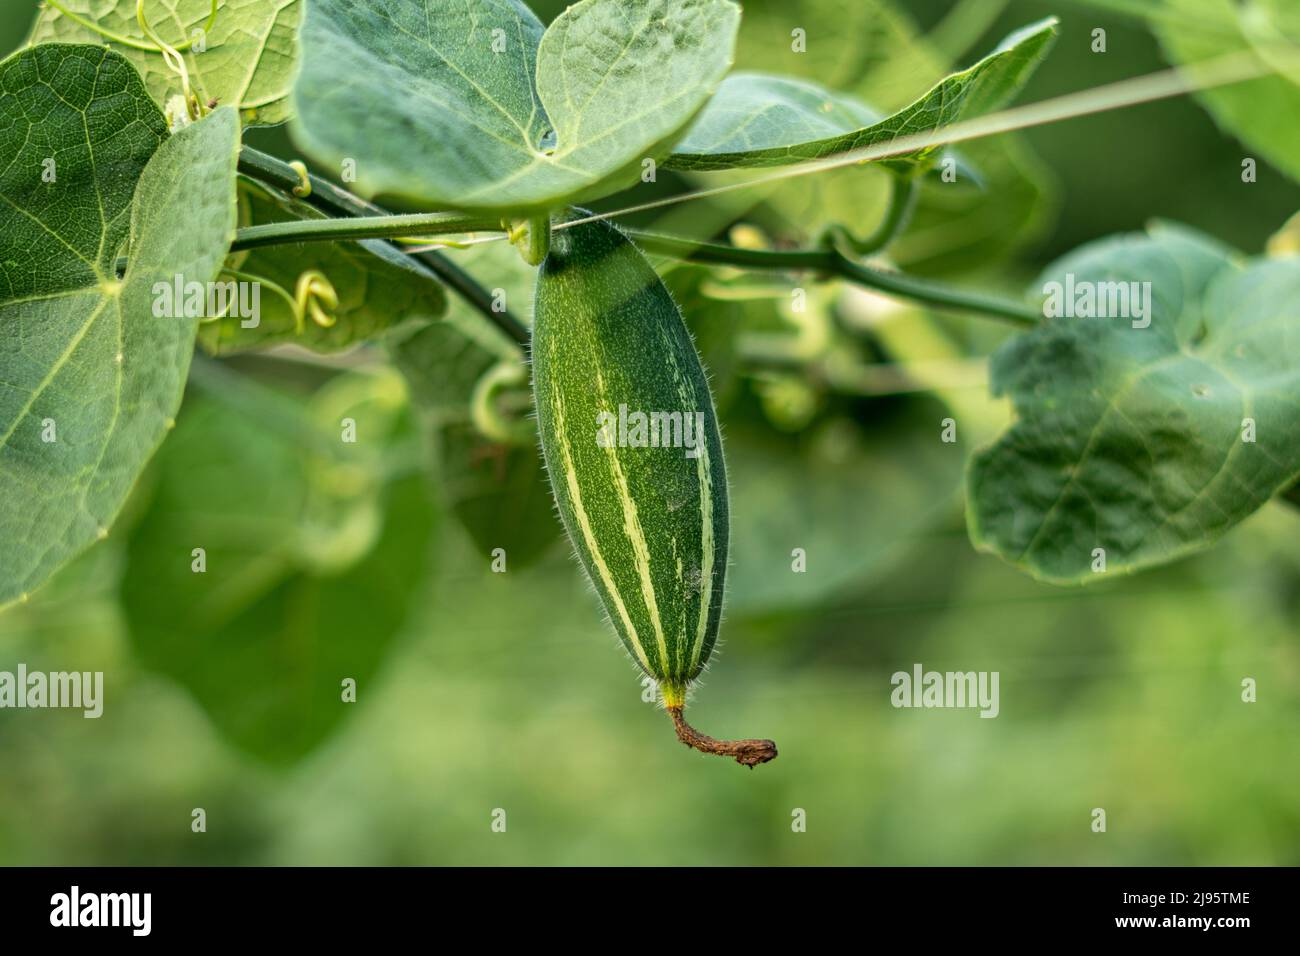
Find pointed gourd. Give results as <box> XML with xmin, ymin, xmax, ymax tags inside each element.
<box><xmin>531</xmin><ymin>218</ymin><xmax>775</xmax><ymax>766</ymax></box>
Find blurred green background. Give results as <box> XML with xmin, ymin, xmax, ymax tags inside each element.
<box><xmin>1</xmin><ymin>0</ymin><xmax>1297</xmax><ymax>865</ymax></box>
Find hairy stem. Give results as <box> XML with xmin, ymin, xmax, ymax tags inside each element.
<box><xmin>236</xmin><ymin>147</ymin><xmax>530</xmax><ymax>346</ymax></box>
<box><xmin>231</xmin><ymin>211</ymin><xmax>500</xmax><ymax>252</ymax></box>
<box><xmin>666</xmin><ymin>705</ymin><xmax>778</xmax><ymax>768</ymax></box>
<box><xmin>628</xmin><ymin>230</ymin><xmax>1041</xmax><ymax>327</ymax></box>
<box><xmin>524</xmin><ymin>214</ymin><xmax>551</xmax><ymax>265</ymax></box>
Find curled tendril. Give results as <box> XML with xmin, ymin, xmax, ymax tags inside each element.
<box><xmin>46</xmin><ymin>1</ymin><xmax>222</xmax><ymax>121</ymax></box>
<box><xmin>470</xmin><ymin>360</ymin><xmax>534</xmax><ymax>445</ymax></box>
<box><xmin>135</xmin><ymin>0</ymin><xmax>201</xmax><ymax>120</ymax></box>
<box><xmin>818</xmin><ymin>175</ymin><xmax>919</xmax><ymax>257</ymax></box>
<box><xmin>212</xmin><ymin>269</ymin><xmax>339</xmax><ymax>336</ymax></box>
<box><xmin>288</xmin><ymin>161</ymin><xmax>312</xmax><ymax>198</ymax></box>
<box><xmin>294</xmin><ymin>270</ymin><xmax>339</xmax><ymax>333</ymax></box>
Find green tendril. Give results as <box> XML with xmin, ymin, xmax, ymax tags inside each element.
<box><xmin>46</xmin><ymin>0</ymin><xmax>218</xmax><ymax>54</ymax></box>
<box><xmin>470</xmin><ymin>361</ymin><xmax>533</xmax><ymax>445</ymax></box>
<box><xmin>211</xmin><ymin>268</ymin><xmax>292</xmax><ymax>324</ymax></box>
<box><xmin>294</xmin><ymin>270</ymin><xmax>339</xmax><ymax>333</ymax></box>
<box><xmin>288</xmin><ymin>160</ymin><xmax>312</xmax><ymax>198</ymax></box>
<box><xmin>820</xmin><ymin>175</ymin><xmax>919</xmax><ymax>257</ymax></box>
<box><xmin>135</xmin><ymin>0</ymin><xmax>201</xmax><ymax>119</ymax></box>
<box><xmin>214</xmin><ymin>268</ymin><xmax>339</xmax><ymax>336</ymax></box>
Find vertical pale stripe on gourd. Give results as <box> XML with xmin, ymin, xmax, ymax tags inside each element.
<box><xmin>547</xmin><ymin>387</ymin><xmax>654</xmax><ymax>674</ymax></box>
<box><xmin>592</xmin><ymin>365</ymin><xmax>672</xmax><ymax>674</ymax></box>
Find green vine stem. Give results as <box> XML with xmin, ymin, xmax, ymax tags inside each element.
<box><xmin>626</xmin><ymin>230</ymin><xmax>1042</xmax><ymax>327</ymax></box>
<box><xmin>236</xmin><ymin>148</ymin><xmax>1038</xmax><ymax>338</ymax></box>
<box><xmin>236</xmin><ymin>147</ymin><xmax>530</xmax><ymax>347</ymax></box>
<box><xmin>821</xmin><ymin>175</ymin><xmax>919</xmax><ymax>257</ymax></box>
<box><xmin>233</xmin><ymin>214</ymin><xmax>1037</xmax><ymax>327</ymax></box>
<box><xmin>229</xmin><ymin>211</ymin><xmax>501</xmax><ymax>253</ymax></box>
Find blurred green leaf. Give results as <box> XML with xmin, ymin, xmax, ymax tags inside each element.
<box><xmin>391</xmin><ymin>244</ymin><xmax>527</xmax><ymax>412</ymax></box>
<box><xmin>969</xmin><ymin>221</ymin><xmax>1300</xmax><ymax>583</ymax></box>
<box><xmin>668</xmin><ymin>19</ymin><xmax>1057</xmax><ymax>172</ymax></box>
<box><xmin>433</xmin><ymin>423</ymin><xmax>559</xmax><ymax>567</ymax></box>
<box><xmin>893</xmin><ymin>136</ymin><xmax>1056</xmax><ymax>275</ymax></box>
<box><xmin>292</xmin><ymin>0</ymin><xmax>739</xmax><ymax>213</ymax></box>
<box><xmin>198</xmin><ymin>178</ymin><xmax>446</xmax><ymax>355</ymax></box>
<box><xmin>391</xmin><ymin>244</ymin><xmax>561</xmax><ymax>567</ymax></box>
<box><xmin>662</xmin><ymin>262</ymin><xmax>786</xmax><ymax>407</ymax></box>
<box><xmin>725</xmin><ymin>393</ymin><xmax>965</xmax><ymax>612</ymax></box>
<box><xmin>29</xmin><ymin>0</ymin><xmax>302</xmax><ymax>125</ymax></box>
<box><xmin>669</xmin><ymin>74</ymin><xmax>885</xmax><ymax>169</ymax></box>
<box><xmin>0</xmin><ymin>46</ymin><xmax>238</xmax><ymax>607</ymax></box>
<box><xmin>120</xmin><ymin>368</ymin><xmax>438</xmax><ymax>764</ymax></box>
<box><xmin>731</xmin><ymin>0</ymin><xmax>940</xmax><ymax>102</ymax></box>
<box><xmin>1157</xmin><ymin>0</ymin><xmax>1300</xmax><ymax>183</ymax></box>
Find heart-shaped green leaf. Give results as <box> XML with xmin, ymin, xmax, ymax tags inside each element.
<box><xmin>667</xmin><ymin>18</ymin><xmax>1057</xmax><ymax>172</ymax></box>
<box><xmin>29</xmin><ymin>0</ymin><xmax>303</xmax><ymax>125</ymax></box>
<box><xmin>726</xmin><ymin>397</ymin><xmax>964</xmax><ymax>613</ymax></box>
<box><xmin>291</xmin><ymin>0</ymin><xmax>740</xmax><ymax>214</ymax></box>
<box><xmin>199</xmin><ymin>178</ymin><xmax>447</xmax><ymax>354</ymax></box>
<box><xmin>968</xmin><ymin>222</ymin><xmax>1300</xmax><ymax>584</ymax></box>
<box><xmin>121</xmin><ymin>369</ymin><xmax>438</xmax><ymax>764</ymax></box>
<box><xmin>0</xmin><ymin>44</ymin><xmax>240</xmax><ymax>607</ymax></box>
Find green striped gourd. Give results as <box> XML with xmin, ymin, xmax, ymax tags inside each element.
<box><xmin>531</xmin><ymin>219</ymin><xmax>776</xmax><ymax>766</ymax></box>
